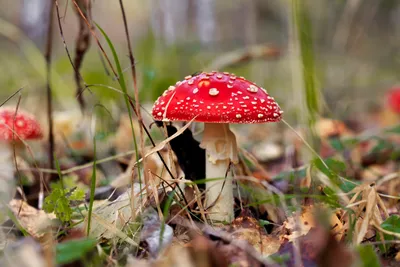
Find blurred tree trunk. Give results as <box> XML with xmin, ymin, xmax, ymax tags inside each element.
<box><xmin>195</xmin><ymin>0</ymin><xmax>215</xmax><ymax>45</ymax></box>
<box><xmin>150</xmin><ymin>0</ymin><xmax>189</xmax><ymax>45</ymax></box>
<box><xmin>20</xmin><ymin>0</ymin><xmax>52</xmax><ymax>51</ymax></box>
<box><xmin>243</xmin><ymin>0</ymin><xmax>258</xmax><ymax>78</ymax></box>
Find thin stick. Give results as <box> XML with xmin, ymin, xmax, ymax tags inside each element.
<box><xmin>54</xmin><ymin>0</ymin><xmax>91</xmax><ymax>104</ymax></box>
<box><xmin>0</xmin><ymin>88</ymin><xmax>24</xmax><ymax>107</ymax></box>
<box><xmin>72</xmin><ymin>0</ymin><xmax>118</xmax><ymax>77</ymax></box>
<box><xmin>118</xmin><ymin>0</ymin><xmax>149</xmax><ymax>206</ymax></box>
<box><xmin>44</xmin><ymin>0</ymin><xmax>55</xmax><ymax>206</ymax></box>
<box><xmin>206</xmin><ymin>43</ymin><xmax>280</xmax><ymax>70</ymax></box>
<box><xmin>73</xmin><ymin>0</ymin><xmax>92</xmax><ymax>112</ymax></box>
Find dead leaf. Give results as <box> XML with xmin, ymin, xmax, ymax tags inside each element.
<box><xmin>81</xmin><ymin>185</ymin><xmax>145</xmax><ymax>242</ymax></box>
<box><xmin>283</xmin><ymin>205</ymin><xmax>344</xmax><ymax>241</ymax></box>
<box><xmin>276</xmin><ymin>227</ymin><xmax>354</xmax><ymax>267</ymax></box>
<box><xmin>8</xmin><ymin>199</ymin><xmax>56</xmax><ymax>240</ymax></box>
<box><xmin>230</xmin><ymin>214</ymin><xmax>281</xmax><ymax>257</ymax></box>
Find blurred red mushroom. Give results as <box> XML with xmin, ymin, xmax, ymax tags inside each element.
<box><xmin>0</xmin><ymin>107</ymin><xmax>42</xmax><ymax>201</ymax></box>
<box><xmin>152</xmin><ymin>71</ymin><xmax>283</xmax><ymax>223</ymax></box>
<box><xmin>379</xmin><ymin>86</ymin><xmax>400</xmax><ymax>127</ymax></box>
<box><xmin>386</xmin><ymin>86</ymin><xmax>400</xmax><ymax>114</ymax></box>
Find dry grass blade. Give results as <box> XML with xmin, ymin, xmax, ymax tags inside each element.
<box><xmin>134</xmin><ymin>117</ymin><xmax>198</xmax><ymax>167</ymax></box>
<box><xmin>343</xmin><ymin>183</ymin><xmax>389</xmax><ymax>245</ymax></box>
<box><xmin>90</xmin><ymin>213</ymin><xmax>138</xmax><ymax>246</ymax></box>
<box><xmin>356</xmin><ymin>186</ymin><xmax>377</xmax><ymax>244</ymax></box>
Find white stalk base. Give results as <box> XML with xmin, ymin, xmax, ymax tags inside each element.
<box><xmin>201</xmin><ymin>123</ymin><xmax>237</xmax><ymax>223</ymax></box>
<box><xmin>205</xmin><ymin>158</ymin><xmax>234</xmax><ymax>223</ymax></box>
<box><xmin>0</xmin><ymin>141</ymin><xmax>15</xmax><ymax>212</ymax></box>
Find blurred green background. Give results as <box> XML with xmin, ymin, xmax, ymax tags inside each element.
<box><xmin>0</xmin><ymin>0</ymin><xmax>399</xmax><ymax>124</ymax></box>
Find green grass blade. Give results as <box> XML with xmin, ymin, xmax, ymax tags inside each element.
<box><xmin>54</xmin><ymin>156</ymin><xmax>66</xmax><ymax>195</ymax></box>
<box><xmin>290</xmin><ymin>0</ymin><xmax>321</xmax><ymax>152</ymax></box>
<box><xmin>94</xmin><ymin>22</ymin><xmax>142</xmax><ymax>183</ymax></box>
<box><xmin>86</xmin><ymin>137</ymin><xmax>97</xmax><ymax>236</ymax></box>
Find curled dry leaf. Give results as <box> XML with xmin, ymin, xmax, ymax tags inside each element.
<box><xmin>110</xmin><ymin>146</ymin><xmax>183</xmax><ymax>190</ymax></box>
<box><xmin>283</xmin><ymin>205</ymin><xmax>344</xmax><ymax>241</ymax></box>
<box><xmin>8</xmin><ymin>199</ymin><xmax>56</xmax><ymax>239</ymax></box>
<box><xmin>230</xmin><ymin>215</ymin><xmax>281</xmax><ymax>257</ymax></box>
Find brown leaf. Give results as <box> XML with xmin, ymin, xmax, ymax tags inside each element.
<box><xmin>230</xmin><ymin>214</ymin><xmax>281</xmax><ymax>257</ymax></box>
<box><xmin>276</xmin><ymin>227</ymin><xmax>354</xmax><ymax>267</ymax></box>
<box><xmin>283</xmin><ymin>205</ymin><xmax>344</xmax><ymax>242</ymax></box>
<box><xmin>8</xmin><ymin>199</ymin><xmax>56</xmax><ymax>240</ymax></box>
<box><xmin>187</xmin><ymin>234</ymin><xmax>230</xmax><ymax>267</ymax></box>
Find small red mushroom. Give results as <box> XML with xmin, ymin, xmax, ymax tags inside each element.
<box><xmin>152</xmin><ymin>72</ymin><xmax>283</xmax><ymax>223</ymax></box>
<box><xmin>0</xmin><ymin>107</ymin><xmax>43</xmax><ymax>202</ymax></box>
<box><xmin>386</xmin><ymin>86</ymin><xmax>400</xmax><ymax>114</ymax></box>
<box><xmin>0</xmin><ymin>107</ymin><xmax>42</xmax><ymax>141</ymax></box>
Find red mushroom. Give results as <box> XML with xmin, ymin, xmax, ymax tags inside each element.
<box><xmin>0</xmin><ymin>107</ymin><xmax>42</xmax><ymax>141</ymax></box>
<box><xmin>386</xmin><ymin>86</ymin><xmax>400</xmax><ymax>114</ymax></box>
<box><xmin>0</xmin><ymin>107</ymin><xmax>42</xmax><ymax>201</ymax></box>
<box><xmin>152</xmin><ymin>72</ymin><xmax>283</xmax><ymax>223</ymax></box>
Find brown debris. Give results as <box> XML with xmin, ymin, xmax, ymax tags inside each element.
<box><xmin>8</xmin><ymin>199</ymin><xmax>56</xmax><ymax>240</ymax></box>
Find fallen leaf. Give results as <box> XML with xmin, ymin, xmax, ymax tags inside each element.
<box><xmin>275</xmin><ymin>226</ymin><xmax>354</xmax><ymax>267</ymax></box>
<box><xmin>230</xmin><ymin>214</ymin><xmax>281</xmax><ymax>257</ymax></box>
<box><xmin>8</xmin><ymin>199</ymin><xmax>56</xmax><ymax>240</ymax></box>
<box><xmin>283</xmin><ymin>205</ymin><xmax>344</xmax><ymax>241</ymax></box>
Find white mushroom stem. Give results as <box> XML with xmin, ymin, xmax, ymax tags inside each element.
<box><xmin>0</xmin><ymin>141</ymin><xmax>15</xmax><ymax>206</ymax></box>
<box><xmin>200</xmin><ymin>123</ymin><xmax>238</xmax><ymax>223</ymax></box>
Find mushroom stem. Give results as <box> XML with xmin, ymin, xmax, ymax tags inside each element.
<box><xmin>0</xmin><ymin>141</ymin><xmax>15</xmax><ymax>203</ymax></box>
<box><xmin>200</xmin><ymin>123</ymin><xmax>238</xmax><ymax>223</ymax></box>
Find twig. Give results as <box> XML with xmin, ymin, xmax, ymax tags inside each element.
<box><xmin>73</xmin><ymin>0</ymin><xmax>92</xmax><ymax>112</ymax></box>
<box><xmin>55</xmin><ymin>0</ymin><xmax>91</xmax><ymax>106</ymax></box>
<box><xmin>0</xmin><ymin>88</ymin><xmax>24</xmax><ymax>107</ymax></box>
<box><xmin>72</xmin><ymin>0</ymin><xmax>118</xmax><ymax>77</ymax></box>
<box><xmin>206</xmin><ymin>43</ymin><xmax>280</xmax><ymax>70</ymax></box>
<box><xmin>118</xmin><ymin>0</ymin><xmax>149</xmax><ymax>207</ymax></box>
<box><xmin>12</xmin><ymin>96</ymin><xmax>28</xmax><ymax>203</ymax></box>
<box><xmin>44</xmin><ymin>0</ymin><xmax>55</xmax><ymax>196</ymax></box>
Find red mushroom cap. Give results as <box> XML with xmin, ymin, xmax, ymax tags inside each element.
<box><xmin>152</xmin><ymin>71</ymin><xmax>283</xmax><ymax>123</ymax></box>
<box><xmin>387</xmin><ymin>86</ymin><xmax>400</xmax><ymax>114</ymax></box>
<box><xmin>0</xmin><ymin>107</ymin><xmax>43</xmax><ymax>141</ymax></box>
